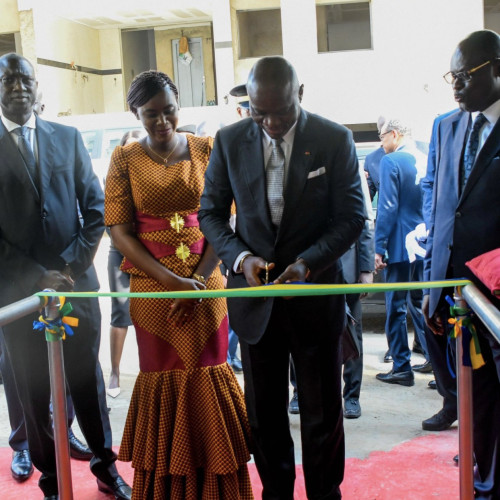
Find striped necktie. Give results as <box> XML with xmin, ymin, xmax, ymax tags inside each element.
<box><xmin>461</xmin><ymin>113</ymin><xmax>487</xmax><ymax>191</ymax></box>
<box><xmin>266</xmin><ymin>138</ymin><xmax>285</xmax><ymax>226</ymax></box>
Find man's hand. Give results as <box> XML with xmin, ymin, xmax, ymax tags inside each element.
<box><xmin>37</xmin><ymin>270</ymin><xmax>75</xmax><ymax>292</ymax></box>
<box><xmin>423</xmin><ymin>294</ymin><xmax>444</xmax><ymax>335</ymax></box>
<box><xmin>274</xmin><ymin>258</ymin><xmax>309</xmax><ymax>285</ymax></box>
<box><xmin>359</xmin><ymin>271</ymin><xmax>374</xmax><ymax>299</ymax></box>
<box><xmin>375</xmin><ymin>253</ymin><xmax>387</xmax><ymax>271</ymax></box>
<box><xmin>241</xmin><ymin>256</ymin><xmax>275</xmax><ymax>287</ymax></box>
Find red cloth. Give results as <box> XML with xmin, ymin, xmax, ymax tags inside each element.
<box><xmin>466</xmin><ymin>248</ymin><xmax>500</xmax><ymax>296</ymax></box>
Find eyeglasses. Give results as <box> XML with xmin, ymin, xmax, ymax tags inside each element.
<box><xmin>443</xmin><ymin>60</ymin><xmax>492</xmax><ymax>85</ymax></box>
<box><xmin>0</xmin><ymin>75</ymin><xmax>36</xmax><ymax>87</ymax></box>
<box><xmin>379</xmin><ymin>130</ymin><xmax>392</xmax><ymax>140</ymax></box>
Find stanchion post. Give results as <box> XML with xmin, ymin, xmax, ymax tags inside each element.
<box><xmin>45</xmin><ymin>295</ymin><xmax>73</xmax><ymax>500</ymax></box>
<box><xmin>454</xmin><ymin>287</ymin><xmax>475</xmax><ymax>500</ymax></box>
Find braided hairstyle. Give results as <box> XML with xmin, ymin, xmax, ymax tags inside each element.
<box><xmin>127</xmin><ymin>70</ymin><xmax>179</xmax><ymax>114</ymax></box>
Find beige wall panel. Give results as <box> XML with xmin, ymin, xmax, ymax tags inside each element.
<box><xmin>0</xmin><ymin>0</ymin><xmax>20</xmax><ymax>33</ymax></box>
<box><xmin>102</xmin><ymin>74</ymin><xmax>125</xmax><ymax>113</ymax></box>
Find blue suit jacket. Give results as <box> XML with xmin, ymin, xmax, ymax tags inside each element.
<box><xmin>424</xmin><ymin>110</ymin><xmax>500</xmax><ymax>316</ymax></box>
<box><xmin>375</xmin><ymin>142</ymin><xmax>427</xmax><ymax>264</ymax></box>
<box><xmin>0</xmin><ymin>116</ymin><xmax>104</xmax><ymax>306</ymax></box>
<box><xmin>421</xmin><ymin>110</ymin><xmax>458</xmax><ymax>228</ymax></box>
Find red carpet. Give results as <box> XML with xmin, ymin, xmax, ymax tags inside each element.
<box><xmin>0</xmin><ymin>431</ymin><xmax>458</xmax><ymax>499</ymax></box>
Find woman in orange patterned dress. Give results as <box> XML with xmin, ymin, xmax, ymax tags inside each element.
<box><xmin>104</xmin><ymin>71</ymin><xmax>253</xmax><ymax>500</ymax></box>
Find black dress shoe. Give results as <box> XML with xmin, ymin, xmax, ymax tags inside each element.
<box><xmin>97</xmin><ymin>475</ymin><xmax>132</xmax><ymax>500</ymax></box>
<box><xmin>422</xmin><ymin>409</ymin><xmax>457</xmax><ymax>431</ymax></box>
<box><xmin>11</xmin><ymin>449</ymin><xmax>34</xmax><ymax>482</ymax></box>
<box><xmin>428</xmin><ymin>379</ymin><xmax>437</xmax><ymax>389</ymax></box>
<box><xmin>412</xmin><ymin>361</ymin><xmax>433</xmax><ymax>373</ymax></box>
<box><xmin>383</xmin><ymin>349</ymin><xmax>393</xmax><ymax>363</ymax></box>
<box><xmin>68</xmin><ymin>428</ymin><xmax>93</xmax><ymax>461</ymax></box>
<box><xmin>344</xmin><ymin>398</ymin><xmax>361</xmax><ymax>419</ymax></box>
<box><xmin>376</xmin><ymin>369</ymin><xmax>415</xmax><ymax>386</ymax></box>
<box><xmin>289</xmin><ymin>391</ymin><xmax>299</xmax><ymax>414</ymax></box>
<box><xmin>43</xmin><ymin>495</ymin><xmax>59</xmax><ymax>499</ymax></box>
<box><xmin>453</xmin><ymin>454</ymin><xmax>476</xmax><ymax>466</ymax></box>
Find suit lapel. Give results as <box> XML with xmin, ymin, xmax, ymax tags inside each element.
<box><xmin>460</xmin><ymin>117</ymin><xmax>500</xmax><ymax>203</ymax></box>
<box><xmin>0</xmin><ymin>120</ymin><xmax>40</xmax><ymax>201</ymax></box>
<box><xmin>35</xmin><ymin>117</ymin><xmax>56</xmax><ymax>207</ymax></box>
<box><xmin>450</xmin><ymin>112</ymin><xmax>469</xmax><ymax>200</ymax></box>
<box><xmin>239</xmin><ymin>122</ymin><xmax>275</xmax><ymax>235</ymax></box>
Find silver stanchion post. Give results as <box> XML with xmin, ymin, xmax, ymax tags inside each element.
<box><xmin>45</xmin><ymin>294</ymin><xmax>73</xmax><ymax>500</ymax></box>
<box><xmin>454</xmin><ymin>288</ymin><xmax>475</xmax><ymax>500</ymax></box>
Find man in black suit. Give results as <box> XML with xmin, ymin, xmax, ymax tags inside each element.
<box><xmin>423</xmin><ymin>30</ymin><xmax>500</xmax><ymax>498</ymax></box>
<box><xmin>199</xmin><ymin>56</ymin><xmax>365</xmax><ymax>499</ymax></box>
<box><xmin>0</xmin><ymin>53</ymin><xmax>131</xmax><ymax>500</ymax></box>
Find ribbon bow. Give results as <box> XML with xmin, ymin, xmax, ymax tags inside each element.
<box><xmin>446</xmin><ymin>296</ymin><xmax>485</xmax><ymax>370</ymax></box>
<box><xmin>33</xmin><ymin>296</ymin><xmax>79</xmax><ymax>342</ymax></box>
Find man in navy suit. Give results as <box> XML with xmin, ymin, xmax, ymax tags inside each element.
<box><xmin>419</xmin><ymin>109</ymin><xmax>460</xmax><ymax>431</ymax></box>
<box><xmin>199</xmin><ymin>56</ymin><xmax>365</xmax><ymax>499</ymax></box>
<box><xmin>423</xmin><ymin>30</ymin><xmax>500</xmax><ymax>498</ymax></box>
<box><xmin>0</xmin><ymin>53</ymin><xmax>131</xmax><ymax>500</ymax></box>
<box><xmin>374</xmin><ymin>119</ymin><xmax>429</xmax><ymax>387</ymax></box>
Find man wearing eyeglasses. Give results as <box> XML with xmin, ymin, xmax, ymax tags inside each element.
<box><xmin>423</xmin><ymin>30</ymin><xmax>500</xmax><ymax>499</ymax></box>
<box><xmin>374</xmin><ymin>119</ymin><xmax>430</xmax><ymax>387</ymax></box>
<box><xmin>0</xmin><ymin>53</ymin><xmax>131</xmax><ymax>499</ymax></box>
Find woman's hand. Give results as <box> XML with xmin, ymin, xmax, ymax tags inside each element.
<box><xmin>167</xmin><ymin>277</ymin><xmax>206</xmax><ymax>327</ymax></box>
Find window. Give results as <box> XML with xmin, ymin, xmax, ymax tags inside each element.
<box><xmin>316</xmin><ymin>2</ymin><xmax>372</xmax><ymax>53</ymax></box>
<box><xmin>0</xmin><ymin>33</ymin><xmax>17</xmax><ymax>57</ymax></box>
<box><xmin>484</xmin><ymin>0</ymin><xmax>500</xmax><ymax>33</ymax></box>
<box><xmin>237</xmin><ymin>9</ymin><xmax>283</xmax><ymax>59</ymax></box>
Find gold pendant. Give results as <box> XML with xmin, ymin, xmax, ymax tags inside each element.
<box><xmin>176</xmin><ymin>243</ymin><xmax>190</xmax><ymax>262</ymax></box>
<box><xmin>170</xmin><ymin>213</ymin><xmax>185</xmax><ymax>233</ymax></box>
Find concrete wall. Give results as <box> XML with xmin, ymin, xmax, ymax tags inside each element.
<box><xmin>229</xmin><ymin>0</ymin><xmax>486</xmax><ymax>140</ymax></box>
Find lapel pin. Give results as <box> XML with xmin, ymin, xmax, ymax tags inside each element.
<box><xmin>305</xmin><ymin>151</ymin><xmax>311</xmax><ymax>156</ymax></box>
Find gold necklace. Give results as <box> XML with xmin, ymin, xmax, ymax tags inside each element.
<box><xmin>147</xmin><ymin>136</ymin><xmax>179</xmax><ymax>164</ymax></box>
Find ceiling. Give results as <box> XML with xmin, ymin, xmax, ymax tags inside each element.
<box><xmin>33</xmin><ymin>0</ymin><xmax>215</xmax><ymax>30</ymax></box>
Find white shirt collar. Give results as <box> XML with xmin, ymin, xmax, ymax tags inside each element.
<box><xmin>262</xmin><ymin>120</ymin><xmax>298</xmax><ymax>149</ymax></box>
<box><xmin>1</xmin><ymin>113</ymin><xmax>37</xmax><ymax>132</ymax></box>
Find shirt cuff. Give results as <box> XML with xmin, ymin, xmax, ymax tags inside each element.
<box><xmin>233</xmin><ymin>251</ymin><xmax>252</xmax><ymax>274</ymax></box>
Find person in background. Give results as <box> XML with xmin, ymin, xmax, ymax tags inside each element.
<box><xmin>107</xmin><ymin>129</ymin><xmax>143</xmax><ymax>398</ymax></box>
<box><xmin>374</xmin><ymin>118</ymin><xmax>430</xmax><ymax>387</ymax></box>
<box><xmin>342</xmin><ymin>165</ymin><xmax>375</xmax><ymax>419</ymax></box>
<box><xmin>424</xmin><ymin>30</ymin><xmax>500</xmax><ymax>496</ymax></box>
<box><xmin>105</xmin><ymin>70</ymin><xmax>253</xmax><ymax>498</ymax></box>
<box><xmin>0</xmin><ymin>53</ymin><xmax>131</xmax><ymax>500</ymax></box>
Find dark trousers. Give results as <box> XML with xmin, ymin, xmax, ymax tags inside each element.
<box><xmin>0</xmin><ymin>328</ymin><xmax>76</xmax><ymax>452</ymax></box>
<box><xmin>472</xmin><ymin>323</ymin><xmax>500</xmax><ymax>500</ymax></box>
<box><xmin>239</xmin><ymin>295</ymin><xmax>345</xmax><ymax>500</ymax></box>
<box><xmin>384</xmin><ymin>260</ymin><xmax>427</xmax><ymax>372</ymax></box>
<box><xmin>2</xmin><ymin>297</ymin><xmax>118</xmax><ymax>496</ymax></box>
<box><xmin>343</xmin><ymin>292</ymin><xmax>363</xmax><ymax>401</ymax></box>
<box><xmin>424</xmin><ymin>307</ymin><xmax>457</xmax><ymax>416</ymax></box>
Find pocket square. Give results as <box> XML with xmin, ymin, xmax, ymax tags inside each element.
<box><xmin>307</xmin><ymin>166</ymin><xmax>326</xmax><ymax>179</ymax></box>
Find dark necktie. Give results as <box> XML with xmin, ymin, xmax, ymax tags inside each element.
<box><xmin>266</xmin><ymin>138</ymin><xmax>285</xmax><ymax>226</ymax></box>
<box><xmin>461</xmin><ymin>113</ymin><xmax>487</xmax><ymax>190</ymax></box>
<box><xmin>13</xmin><ymin>126</ymin><xmax>38</xmax><ymax>189</ymax></box>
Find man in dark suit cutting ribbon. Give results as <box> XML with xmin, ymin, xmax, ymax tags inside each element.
<box><xmin>199</xmin><ymin>56</ymin><xmax>365</xmax><ymax>499</ymax></box>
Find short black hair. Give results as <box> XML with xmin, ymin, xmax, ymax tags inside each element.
<box><xmin>459</xmin><ymin>30</ymin><xmax>500</xmax><ymax>61</ymax></box>
<box><xmin>127</xmin><ymin>70</ymin><xmax>178</xmax><ymax>114</ymax></box>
